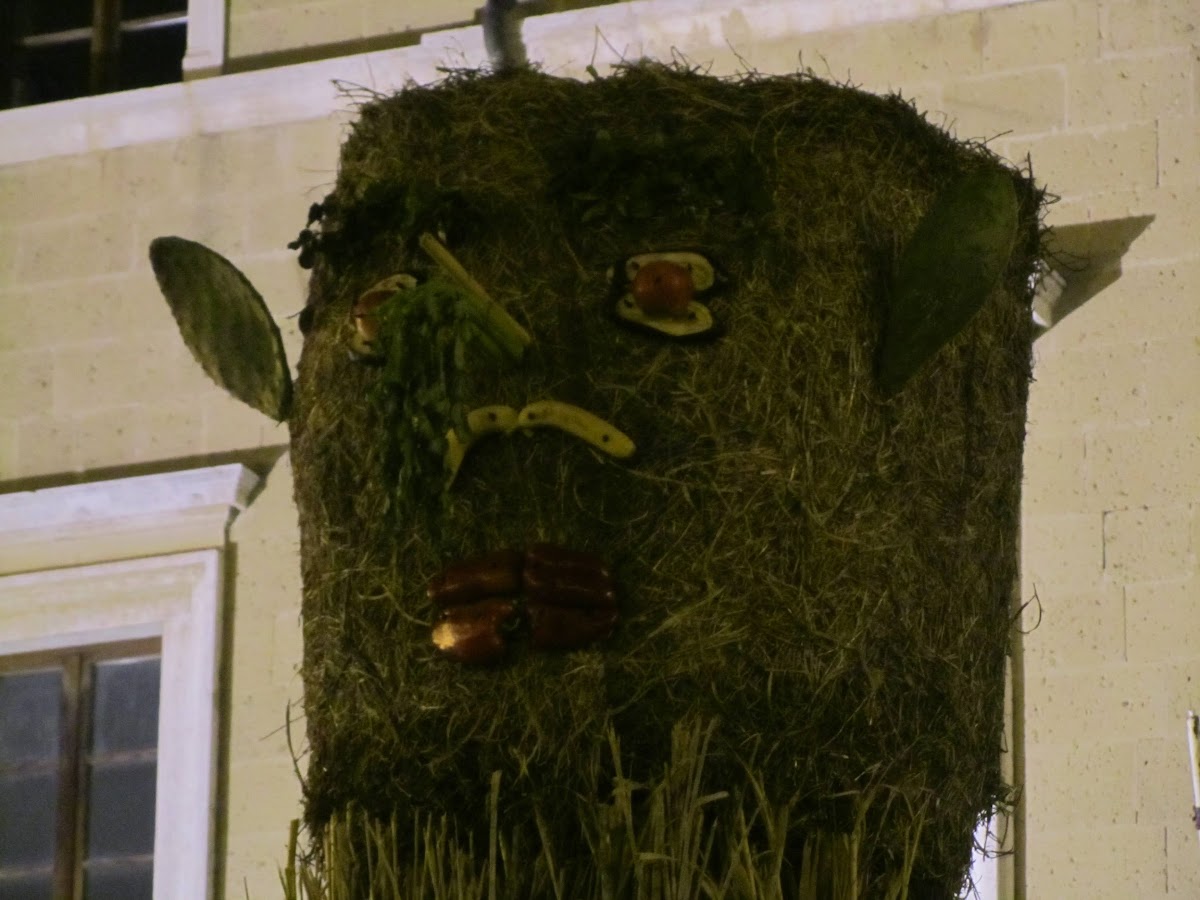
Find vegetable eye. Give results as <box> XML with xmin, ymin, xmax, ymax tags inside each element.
<box><xmin>608</xmin><ymin>251</ymin><xmax>721</xmax><ymax>340</ymax></box>
<box><xmin>631</xmin><ymin>260</ymin><xmax>695</xmax><ymax>317</ymax></box>
<box><xmin>350</xmin><ymin>274</ymin><xmax>419</xmax><ymax>360</ymax></box>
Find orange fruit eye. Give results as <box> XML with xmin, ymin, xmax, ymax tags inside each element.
<box><xmin>630</xmin><ymin>260</ymin><xmax>694</xmax><ymax>317</ymax></box>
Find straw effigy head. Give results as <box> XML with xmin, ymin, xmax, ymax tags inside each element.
<box><xmin>287</xmin><ymin>63</ymin><xmax>1044</xmax><ymax>896</ymax></box>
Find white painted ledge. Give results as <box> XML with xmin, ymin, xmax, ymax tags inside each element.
<box><xmin>0</xmin><ymin>0</ymin><xmax>1038</xmax><ymax>167</ymax></box>
<box><xmin>0</xmin><ymin>463</ymin><xmax>259</xmax><ymax>575</ymax></box>
<box><xmin>474</xmin><ymin>0</ymin><xmax>1037</xmax><ymax>68</ymax></box>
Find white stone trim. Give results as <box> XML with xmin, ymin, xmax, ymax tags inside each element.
<box><xmin>182</xmin><ymin>0</ymin><xmax>227</xmax><ymax>81</ymax></box>
<box><xmin>0</xmin><ymin>550</ymin><xmax>224</xmax><ymax>900</ymax></box>
<box><xmin>0</xmin><ymin>463</ymin><xmax>259</xmax><ymax>575</ymax></box>
<box><xmin>0</xmin><ymin>0</ymin><xmax>1039</xmax><ymax>167</ymax></box>
<box><xmin>449</xmin><ymin>0</ymin><xmax>1039</xmax><ymax>70</ymax></box>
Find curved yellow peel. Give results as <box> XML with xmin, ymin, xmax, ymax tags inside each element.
<box><xmin>444</xmin><ymin>405</ymin><xmax>519</xmax><ymax>485</ymax></box>
<box><xmin>614</xmin><ymin>294</ymin><xmax>714</xmax><ymax>338</ymax></box>
<box><xmin>516</xmin><ymin>401</ymin><xmax>635</xmax><ymax>459</ymax></box>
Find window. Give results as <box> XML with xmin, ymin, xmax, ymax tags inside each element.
<box><xmin>0</xmin><ymin>464</ymin><xmax>259</xmax><ymax>900</ymax></box>
<box><xmin>0</xmin><ymin>0</ymin><xmax>188</xmax><ymax>109</ymax></box>
<box><xmin>0</xmin><ymin>553</ymin><xmax>220</xmax><ymax>900</ymax></box>
<box><xmin>0</xmin><ymin>641</ymin><xmax>161</xmax><ymax>900</ymax></box>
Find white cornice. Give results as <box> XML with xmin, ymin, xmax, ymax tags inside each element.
<box><xmin>0</xmin><ymin>0</ymin><xmax>1038</xmax><ymax>167</ymax></box>
<box><xmin>0</xmin><ymin>463</ymin><xmax>259</xmax><ymax>575</ymax></box>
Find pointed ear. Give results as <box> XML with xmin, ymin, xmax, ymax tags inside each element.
<box><xmin>149</xmin><ymin>236</ymin><xmax>293</xmax><ymax>422</ymax></box>
<box><xmin>878</xmin><ymin>168</ymin><xmax>1019</xmax><ymax>396</ymax></box>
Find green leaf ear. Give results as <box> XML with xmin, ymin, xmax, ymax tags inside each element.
<box><xmin>878</xmin><ymin>169</ymin><xmax>1019</xmax><ymax>395</ymax></box>
<box><xmin>149</xmin><ymin>236</ymin><xmax>293</xmax><ymax>422</ymax></box>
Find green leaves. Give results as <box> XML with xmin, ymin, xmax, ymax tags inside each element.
<box><xmin>371</xmin><ymin>277</ymin><xmax>516</xmax><ymax>503</ymax></box>
<box><xmin>148</xmin><ymin>236</ymin><xmax>293</xmax><ymax>421</ymax></box>
<box><xmin>878</xmin><ymin>169</ymin><xmax>1019</xmax><ymax>395</ymax></box>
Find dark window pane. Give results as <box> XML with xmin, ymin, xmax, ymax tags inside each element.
<box><xmin>28</xmin><ymin>0</ymin><xmax>92</xmax><ymax>35</ymax></box>
<box><xmin>18</xmin><ymin>38</ymin><xmax>90</xmax><ymax>106</ymax></box>
<box><xmin>118</xmin><ymin>23</ymin><xmax>185</xmax><ymax>92</ymax></box>
<box><xmin>0</xmin><ymin>773</ymin><xmax>57</xmax><ymax>867</ymax></box>
<box><xmin>123</xmin><ymin>0</ymin><xmax>188</xmax><ymax>19</ymax></box>
<box><xmin>0</xmin><ymin>873</ymin><xmax>54</xmax><ymax>900</ymax></box>
<box><xmin>86</xmin><ymin>761</ymin><xmax>156</xmax><ymax>858</ymax></box>
<box><xmin>91</xmin><ymin>658</ymin><xmax>159</xmax><ymax>755</ymax></box>
<box><xmin>0</xmin><ymin>670</ymin><xmax>60</xmax><ymax>764</ymax></box>
<box><xmin>83</xmin><ymin>859</ymin><xmax>153</xmax><ymax>900</ymax></box>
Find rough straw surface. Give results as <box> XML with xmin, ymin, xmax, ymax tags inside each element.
<box><xmin>288</xmin><ymin>64</ymin><xmax>1044</xmax><ymax>897</ymax></box>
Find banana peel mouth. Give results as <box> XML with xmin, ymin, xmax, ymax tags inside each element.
<box><xmin>514</xmin><ymin>400</ymin><xmax>635</xmax><ymax>458</ymax></box>
<box><xmin>444</xmin><ymin>400</ymin><xmax>635</xmax><ymax>485</ymax></box>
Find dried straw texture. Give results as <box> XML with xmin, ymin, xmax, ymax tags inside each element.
<box><xmin>281</xmin><ymin>720</ymin><xmax>923</xmax><ymax>900</ymax></box>
<box><xmin>288</xmin><ymin>64</ymin><xmax>1044</xmax><ymax>897</ymax></box>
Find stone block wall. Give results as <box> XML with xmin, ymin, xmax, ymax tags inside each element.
<box><xmin>0</xmin><ymin>1</ymin><xmax>1196</xmax><ymax>896</ymax></box>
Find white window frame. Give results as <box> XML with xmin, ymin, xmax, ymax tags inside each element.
<box><xmin>182</xmin><ymin>0</ymin><xmax>226</xmax><ymax>80</ymax></box>
<box><xmin>0</xmin><ymin>464</ymin><xmax>258</xmax><ymax>900</ymax></box>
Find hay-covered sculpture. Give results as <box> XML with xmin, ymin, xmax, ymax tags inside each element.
<box><xmin>151</xmin><ymin>64</ymin><xmax>1045</xmax><ymax>898</ymax></box>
